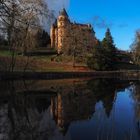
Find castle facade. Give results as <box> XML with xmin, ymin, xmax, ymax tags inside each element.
<box><xmin>50</xmin><ymin>9</ymin><xmax>97</xmax><ymax>54</ymax></box>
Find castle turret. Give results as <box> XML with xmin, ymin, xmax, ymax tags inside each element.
<box><xmin>50</xmin><ymin>8</ymin><xmax>97</xmax><ymax>55</ymax></box>
<box><xmin>57</xmin><ymin>8</ymin><xmax>70</xmax><ymax>53</ymax></box>
<box><xmin>58</xmin><ymin>8</ymin><xmax>69</xmax><ymax>28</ymax></box>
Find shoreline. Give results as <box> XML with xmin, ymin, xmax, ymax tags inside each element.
<box><xmin>1</xmin><ymin>71</ymin><xmax>140</xmax><ymax>80</ymax></box>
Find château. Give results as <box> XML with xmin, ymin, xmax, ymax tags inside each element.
<box><xmin>50</xmin><ymin>8</ymin><xmax>97</xmax><ymax>54</ymax></box>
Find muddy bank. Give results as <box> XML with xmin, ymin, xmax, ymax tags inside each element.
<box><xmin>1</xmin><ymin>71</ymin><xmax>140</xmax><ymax>80</ymax></box>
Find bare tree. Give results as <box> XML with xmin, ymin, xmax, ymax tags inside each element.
<box><xmin>131</xmin><ymin>30</ymin><xmax>140</xmax><ymax>65</ymax></box>
<box><xmin>0</xmin><ymin>0</ymin><xmax>50</xmax><ymax>72</ymax></box>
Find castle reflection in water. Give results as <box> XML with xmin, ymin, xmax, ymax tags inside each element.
<box><xmin>0</xmin><ymin>78</ymin><xmax>140</xmax><ymax>140</ymax></box>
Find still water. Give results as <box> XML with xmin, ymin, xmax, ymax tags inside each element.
<box><xmin>0</xmin><ymin>78</ymin><xmax>140</xmax><ymax>140</ymax></box>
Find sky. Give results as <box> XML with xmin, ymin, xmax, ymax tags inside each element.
<box><xmin>65</xmin><ymin>0</ymin><xmax>140</xmax><ymax>50</ymax></box>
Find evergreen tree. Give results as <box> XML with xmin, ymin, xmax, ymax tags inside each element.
<box><xmin>36</xmin><ymin>29</ymin><xmax>51</xmax><ymax>47</ymax></box>
<box><xmin>87</xmin><ymin>29</ymin><xmax>117</xmax><ymax>71</ymax></box>
<box><xmin>41</xmin><ymin>30</ymin><xmax>51</xmax><ymax>47</ymax></box>
<box><xmin>87</xmin><ymin>42</ymin><xmax>108</xmax><ymax>70</ymax></box>
<box><xmin>102</xmin><ymin>28</ymin><xmax>117</xmax><ymax>70</ymax></box>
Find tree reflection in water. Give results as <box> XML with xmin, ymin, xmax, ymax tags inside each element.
<box><xmin>0</xmin><ymin>79</ymin><xmax>140</xmax><ymax>140</ymax></box>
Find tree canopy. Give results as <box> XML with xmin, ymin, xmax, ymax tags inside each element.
<box><xmin>0</xmin><ymin>0</ymin><xmax>50</xmax><ymax>71</ymax></box>
<box><xmin>87</xmin><ymin>28</ymin><xmax>117</xmax><ymax>71</ymax></box>
<box><xmin>131</xmin><ymin>30</ymin><xmax>140</xmax><ymax>65</ymax></box>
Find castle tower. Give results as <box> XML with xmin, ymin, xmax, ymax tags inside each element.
<box><xmin>57</xmin><ymin>8</ymin><xmax>70</xmax><ymax>54</ymax></box>
<box><xmin>50</xmin><ymin>8</ymin><xmax>97</xmax><ymax>55</ymax></box>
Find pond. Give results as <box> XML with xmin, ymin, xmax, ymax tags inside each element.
<box><xmin>0</xmin><ymin>78</ymin><xmax>140</xmax><ymax>140</ymax></box>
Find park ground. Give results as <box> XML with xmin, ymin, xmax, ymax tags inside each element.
<box><xmin>0</xmin><ymin>49</ymin><xmax>91</xmax><ymax>72</ymax></box>
<box><xmin>0</xmin><ymin>48</ymin><xmax>139</xmax><ymax>72</ymax></box>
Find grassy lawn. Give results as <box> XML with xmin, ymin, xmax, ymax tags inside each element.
<box><xmin>0</xmin><ymin>49</ymin><xmax>139</xmax><ymax>72</ymax></box>
<box><xmin>0</xmin><ymin>50</ymin><xmax>12</xmax><ymax>56</ymax></box>
<box><xmin>0</xmin><ymin>53</ymin><xmax>90</xmax><ymax>72</ymax></box>
<box><xmin>32</xmin><ymin>55</ymin><xmax>57</xmax><ymax>62</ymax></box>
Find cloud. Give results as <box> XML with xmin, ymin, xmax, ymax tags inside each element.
<box><xmin>92</xmin><ymin>16</ymin><xmax>113</xmax><ymax>29</ymax></box>
<box><xmin>45</xmin><ymin>0</ymin><xmax>70</xmax><ymax>16</ymax></box>
<box><xmin>42</xmin><ymin>0</ymin><xmax>70</xmax><ymax>32</ymax></box>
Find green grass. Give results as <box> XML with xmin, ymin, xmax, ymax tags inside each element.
<box><xmin>0</xmin><ymin>50</ymin><xmax>13</xmax><ymax>56</ymax></box>
<box><xmin>32</xmin><ymin>55</ymin><xmax>57</xmax><ymax>62</ymax></box>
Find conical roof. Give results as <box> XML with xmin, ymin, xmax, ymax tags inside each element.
<box><xmin>60</xmin><ymin>8</ymin><xmax>68</xmax><ymax>17</ymax></box>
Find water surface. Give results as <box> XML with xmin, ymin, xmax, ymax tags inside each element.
<box><xmin>0</xmin><ymin>78</ymin><xmax>140</xmax><ymax>140</ymax></box>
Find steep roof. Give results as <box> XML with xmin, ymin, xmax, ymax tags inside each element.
<box><xmin>60</xmin><ymin>8</ymin><xmax>68</xmax><ymax>17</ymax></box>
<box><xmin>53</xmin><ymin>19</ymin><xmax>57</xmax><ymax>27</ymax></box>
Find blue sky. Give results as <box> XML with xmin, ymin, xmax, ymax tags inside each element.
<box><xmin>67</xmin><ymin>0</ymin><xmax>140</xmax><ymax>50</ymax></box>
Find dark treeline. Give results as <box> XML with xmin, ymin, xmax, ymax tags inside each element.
<box><xmin>36</xmin><ymin>29</ymin><xmax>51</xmax><ymax>48</ymax></box>
<box><xmin>87</xmin><ymin>28</ymin><xmax>117</xmax><ymax>71</ymax></box>
<box><xmin>131</xmin><ymin>30</ymin><xmax>140</xmax><ymax>66</ymax></box>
